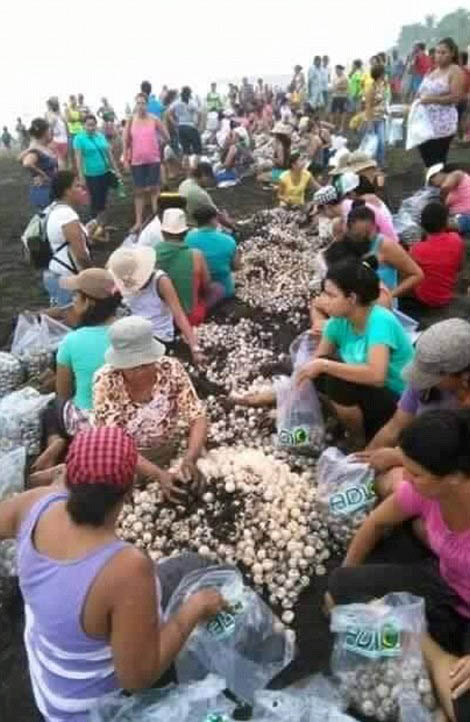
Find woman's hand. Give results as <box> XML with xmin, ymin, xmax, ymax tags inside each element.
<box><xmin>157</xmin><ymin>469</ymin><xmax>187</xmax><ymax>504</ymax></box>
<box><xmin>450</xmin><ymin>655</ymin><xmax>470</xmax><ymax>699</ymax></box>
<box><xmin>190</xmin><ymin>588</ymin><xmax>226</xmax><ymax>622</ymax></box>
<box><xmin>353</xmin><ymin>447</ymin><xmax>402</xmax><ymax>472</ymax></box>
<box><xmin>296</xmin><ymin>359</ymin><xmax>326</xmax><ymax>386</ymax></box>
<box><xmin>190</xmin><ymin>345</ymin><xmax>206</xmax><ymax>367</ymax></box>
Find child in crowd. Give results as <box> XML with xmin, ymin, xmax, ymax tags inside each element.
<box><xmin>401</xmin><ymin>202</ymin><xmax>464</xmax><ymax>314</ymax></box>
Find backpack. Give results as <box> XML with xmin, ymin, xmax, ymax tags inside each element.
<box><xmin>21</xmin><ymin>203</ymin><xmax>77</xmax><ymax>272</ymax></box>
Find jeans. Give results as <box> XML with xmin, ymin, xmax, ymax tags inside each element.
<box><xmin>457</xmin><ymin>213</ymin><xmax>470</xmax><ymax>234</ymax></box>
<box><xmin>373</xmin><ymin>118</ymin><xmax>386</xmax><ymax>167</ymax></box>
<box><xmin>43</xmin><ymin>270</ymin><xmax>73</xmax><ymax>306</ymax></box>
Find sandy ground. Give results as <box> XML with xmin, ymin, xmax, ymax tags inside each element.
<box><xmin>1</xmin><ymin>143</ymin><xmax>470</xmax><ymax>721</ymax></box>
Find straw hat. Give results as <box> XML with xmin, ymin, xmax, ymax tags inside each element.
<box><xmin>271</xmin><ymin>121</ymin><xmax>292</xmax><ymax>137</ymax></box>
<box><xmin>107</xmin><ymin>247</ymin><xmax>155</xmax><ymax>297</ymax></box>
<box><xmin>345</xmin><ymin>150</ymin><xmax>377</xmax><ymax>174</ymax></box>
<box><xmin>105</xmin><ymin>316</ymin><xmax>165</xmax><ymax>370</ymax></box>
<box><xmin>61</xmin><ymin>268</ymin><xmax>116</xmax><ymax>300</ymax></box>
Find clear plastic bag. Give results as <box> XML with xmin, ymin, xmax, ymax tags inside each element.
<box><xmin>331</xmin><ymin>593</ymin><xmax>436</xmax><ymax>720</ymax></box>
<box><xmin>11</xmin><ymin>313</ymin><xmax>68</xmax><ymax>356</ymax></box>
<box><xmin>316</xmin><ymin>447</ymin><xmax>376</xmax><ymax>548</ymax></box>
<box><xmin>90</xmin><ymin>675</ymin><xmax>230</xmax><ymax>722</ymax></box>
<box><xmin>166</xmin><ymin>567</ymin><xmax>295</xmax><ymax>702</ymax></box>
<box><xmin>289</xmin><ymin>331</ymin><xmax>317</xmax><ymax>369</ymax></box>
<box><xmin>393</xmin><ymin>187</ymin><xmax>440</xmax><ymax>245</ymax></box>
<box><xmin>11</xmin><ymin>313</ymin><xmax>69</xmax><ymax>382</ymax></box>
<box><xmin>275</xmin><ymin>375</ymin><xmax>324</xmax><ymax>454</ymax></box>
<box><xmin>0</xmin><ymin>388</ymin><xmax>53</xmax><ymax>457</ymax></box>
<box><xmin>358</xmin><ymin>131</ymin><xmax>379</xmax><ymax>159</ymax></box>
<box><xmin>406</xmin><ymin>101</ymin><xmax>434</xmax><ymax>150</ymax></box>
<box><xmin>0</xmin><ymin>446</ymin><xmax>25</xmax><ymax>577</ymax></box>
<box><xmin>254</xmin><ymin>675</ymin><xmax>355</xmax><ymax>721</ymax></box>
<box><xmin>0</xmin><ymin>446</ymin><xmax>26</xmax><ymax>501</ymax></box>
<box><xmin>0</xmin><ymin>352</ymin><xmax>24</xmax><ymax>399</ymax></box>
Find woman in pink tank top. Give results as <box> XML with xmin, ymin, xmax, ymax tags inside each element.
<box><xmin>124</xmin><ymin>93</ymin><xmax>170</xmax><ymax>233</ymax></box>
<box><xmin>428</xmin><ymin>164</ymin><xmax>470</xmax><ymax>234</ymax></box>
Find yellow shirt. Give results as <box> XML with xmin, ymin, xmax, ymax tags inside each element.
<box><xmin>279</xmin><ymin>169</ymin><xmax>312</xmax><ymax>206</ymax></box>
<box><xmin>67</xmin><ymin>108</ymin><xmax>82</xmax><ymax>135</ymax></box>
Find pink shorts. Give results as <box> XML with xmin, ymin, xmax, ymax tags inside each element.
<box><xmin>52</xmin><ymin>142</ymin><xmax>68</xmax><ymax>160</ymax></box>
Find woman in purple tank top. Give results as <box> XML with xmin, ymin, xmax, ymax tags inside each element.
<box><xmin>0</xmin><ymin>427</ymin><xmax>224</xmax><ymax>722</ymax></box>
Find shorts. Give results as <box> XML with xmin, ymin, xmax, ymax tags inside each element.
<box><xmin>456</xmin><ymin>213</ymin><xmax>470</xmax><ymax>234</ymax></box>
<box><xmin>314</xmin><ymin>373</ymin><xmax>399</xmax><ymax>441</ymax></box>
<box><xmin>131</xmin><ymin>162</ymin><xmax>161</xmax><ymax>189</ymax></box>
<box><xmin>51</xmin><ymin>141</ymin><xmax>68</xmax><ymax>161</ymax></box>
<box><xmin>331</xmin><ymin>97</ymin><xmax>348</xmax><ymax>114</ymax></box>
<box><xmin>85</xmin><ymin>173</ymin><xmax>110</xmax><ymax>216</ymax></box>
<box><xmin>42</xmin><ymin>271</ymin><xmax>74</xmax><ymax>307</ymax></box>
<box><xmin>178</xmin><ymin>124</ymin><xmax>202</xmax><ymax>155</ymax></box>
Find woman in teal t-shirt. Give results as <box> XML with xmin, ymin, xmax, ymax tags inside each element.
<box><xmin>297</xmin><ymin>256</ymin><xmax>414</xmax><ymax>446</ymax></box>
<box><xmin>31</xmin><ymin>269</ymin><xmax>122</xmax><ymax>476</ymax></box>
<box><xmin>73</xmin><ymin>114</ymin><xmax>121</xmax><ymax>232</ymax></box>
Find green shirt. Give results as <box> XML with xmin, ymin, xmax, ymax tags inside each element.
<box><xmin>178</xmin><ymin>178</ymin><xmax>218</xmax><ymax>225</ymax></box>
<box><xmin>186</xmin><ymin>227</ymin><xmax>237</xmax><ymax>296</ymax></box>
<box><xmin>348</xmin><ymin>70</ymin><xmax>364</xmax><ymax>99</ymax></box>
<box><xmin>324</xmin><ymin>305</ymin><xmax>414</xmax><ymax>395</ymax></box>
<box><xmin>73</xmin><ymin>131</ymin><xmax>109</xmax><ymax>177</ymax></box>
<box><xmin>56</xmin><ymin>326</ymin><xmax>110</xmax><ymax>410</ymax></box>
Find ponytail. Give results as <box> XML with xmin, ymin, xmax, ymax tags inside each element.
<box><xmin>326</xmin><ymin>255</ymin><xmax>380</xmax><ymax>305</ymax></box>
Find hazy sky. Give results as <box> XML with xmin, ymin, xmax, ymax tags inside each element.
<box><xmin>0</xmin><ymin>0</ymin><xmax>458</xmax><ymax>129</ymax></box>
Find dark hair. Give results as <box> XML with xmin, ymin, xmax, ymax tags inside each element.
<box><xmin>438</xmin><ymin>37</ymin><xmax>459</xmax><ymax>64</ymax></box>
<box><xmin>417</xmin><ymin>42</ymin><xmax>426</xmax><ymax>51</ymax></box>
<box><xmin>347</xmin><ymin>203</ymin><xmax>376</xmax><ymax>227</ymax></box>
<box><xmin>66</xmin><ymin>484</ymin><xmax>128</xmax><ymax>526</ymax></box>
<box><xmin>421</xmin><ymin>201</ymin><xmax>449</xmax><ymax>234</ymax></box>
<box><xmin>193</xmin><ymin>161</ymin><xmax>214</xmax><ymax>180</ymax></box>
<box><xmin>76</xmin><ymin>290</ymin><xmax>122</xmax><ymax>327</ymax></box>
<box><xmin>429</xmin><ymin>47</ymin><xmax>435</xmax><ymax>56</ymax></box>
<box><xmin>314</xmin><ymin>55</ymin><xmax>321</xmax><ymax>63</ymax></box>
<box><xmin>288</xmin><ymin>151</ymin><xmax>301</xmax><ymax>169</ymax></box>
<box><xmin>83</xmin><ymin>114</ymin><xmax>97</xmax><ymax>124</ymax></box>
<box><xmin>50</xmin><ymin>170</ymin><xmax>76</xmax><ymax>200</ymax></box>
<box><xmin>371</xmin><ymin>64</ymin><xmax>385</xmax><ymax>81</ymax></box>
<box><xmin>193</xmin><ymin>205</ymin><xmax>218</xmax><ymax>226</ymax></box>
<box><xmin>461</xmin><ymin>51</ymin><xmax>469</xmax><ymax>66</ymax></box>
<box><xmin>326</xmin><ymin>256</ymin><xmax>380</xmax><ymax>305</ymax></box>
<box><xmin>29</xmin><ymin>118</ymin><xmax>49</xmax><ymax>139</ymax></box>
<box><xmin>324</xmin><ymin>239</ymin><xmax>360</xmax><ymax>267</ymax></box>
<box><xmin>181</xmin><ymin>86</ymin><xmax>192</xmax><ymax>103</ymax></box>
<box><xmin>141</xmin><ymin>80</ymin><xmax>152</xmax><ymax>96</ymax></box>
<box><xmin>356</xmin><ymin>175</ymin><xmax>376</xmax><ymax>195</ymax></box>
<box><xmin>399</xmin><ymin>409</ymin><xmax>470</xmax><ymax>477</ymax></box>
<box><xmin>335</xmin><ymin>64</ymin><xmax>345</xmax><ymax>72</ymax></box>
<box><xmin>164</xmin><ymin>89</ymin><xmax>178</xmax><ymax>106</ymax></box>
<box><xmin>47</xmin><ymin>97</ymin><xmax>60</xmax><ymax>113</ymax></box>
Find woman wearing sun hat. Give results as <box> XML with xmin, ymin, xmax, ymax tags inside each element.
<box><xmin>31</xmin><ymin>269</ymin><xmax>123</xmax><ymax>477</ymax></box>
<box><xmin>156</xmin><ymin>208</ymin><xmax>224</xmax><ymax>325</ymax></box>
<box><xmin>107</xmin><ymin>245</ymin><xmax>203</xmax><ymax>364</ymax></box>
<box><xmin>93</xmin><ymin>315</ymin><xmax>207</xmax><ymax>500</ymax></box>
<box><xmin>1</xmin><ymin>427</ymin><xmax>225</xmax><ymax>720</ymax></box>
<box><xmin>257</xmin><ymin>121</ymin><xmax>292</xmax><ymax>184</ymax></box>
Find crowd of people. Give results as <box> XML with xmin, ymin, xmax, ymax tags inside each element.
<box><xmin>2</xmin><ymin>34</ymin><xmax>470</xmax><ymax>722</ymax></box>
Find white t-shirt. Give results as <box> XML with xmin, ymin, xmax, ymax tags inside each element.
<box><xmin>48</xmin><ymin>112</ymin><xmax>68</xmax><ymax>144</ymax></box>
<box><xmin>46</xmin><ymin>203</ymin><xmax>89</xmax><ymax>276</ymax></box>
<box><xmin>137</xmin><ymin>215</ymin><xmax>163</xmax><ymax>247</ymax></box>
